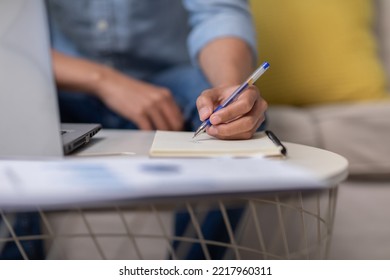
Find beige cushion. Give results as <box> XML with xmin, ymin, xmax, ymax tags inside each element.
<box><xmin>268</xmin><ymin>101</ymin><xmax>390</xmax><ymax>175</ymax></box>
<box><xmin>311</xmin><ymin>101</ymin><xmax>390</xmax><ymax>175</ymax></box>
<box><xmin>267</xmin><ymin>106</ymin><xmax>319</xmax><ymax>147</ymax></box>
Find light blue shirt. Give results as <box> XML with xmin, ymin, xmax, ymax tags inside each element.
<box><xmin>46</xmin><ymin>0</ymin><xmax>257</xmax><ymax>79</ymax></box>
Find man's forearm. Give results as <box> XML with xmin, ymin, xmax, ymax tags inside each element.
<box><xmin>198</xmin><ymin>37</ymin><xmax>255</xmax><ymax>87</ymax></box>
<box><xmin>52</xmin><ymin>50</ymin><xmax>107</xmax><ymax>96</ymax></box>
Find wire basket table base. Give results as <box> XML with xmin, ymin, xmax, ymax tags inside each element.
<box><xmin>0</xmin><ymin>187</ymin><xmax>338</xmax><ymax>260</ymax></box>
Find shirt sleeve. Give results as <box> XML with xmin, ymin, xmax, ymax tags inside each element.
<box><xmin>182</xmin><ymin>0</ymin><xmax>257</xmax><ymax>65</ymax></box>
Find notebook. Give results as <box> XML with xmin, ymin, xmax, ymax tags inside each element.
<box><xmin>150</xmin><ymin>130</ymin><xmax>287</xmax><ymax>158</ymax></box>
<box><xmin>0</xmin><ymin>0</ymin><xmax>101</xmax><ymax>157</ymax></box>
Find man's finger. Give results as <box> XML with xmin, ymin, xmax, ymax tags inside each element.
<box><xmin>210</xmin><ymin>87</ymin><xmax>259</xmax><ymax>125</ymax></box>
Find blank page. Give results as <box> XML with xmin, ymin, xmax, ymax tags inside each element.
<box><xmin>149</xmin><ymin>131</ymin><xmax>283</xmax><ymax>157</ymax></box>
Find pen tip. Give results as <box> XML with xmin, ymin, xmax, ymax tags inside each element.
<box><xmin>193</xmin><ymin>122</ymin><xmax>207</xmax><ymax>138</ymax></box>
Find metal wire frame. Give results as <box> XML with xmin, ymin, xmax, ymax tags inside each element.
<box><xmin>0</xmin><ymin>187</ymin><xmax>338</xmax><ymax>260</ymax></box>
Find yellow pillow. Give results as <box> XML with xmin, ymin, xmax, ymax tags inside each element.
<box><xmin>250</xmin><ymin>0</ymin><xmax>389</xmax><ymax>105</ymax></box>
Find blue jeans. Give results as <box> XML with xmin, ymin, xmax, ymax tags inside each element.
<box><xmin>0</xmin><ymin>213</ymin><xmax>44</xmax><ymax>260</ymax></box>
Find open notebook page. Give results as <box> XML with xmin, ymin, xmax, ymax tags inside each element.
<box><xmin>149</xmin><ymin>131</ymin><xmax>284</xmax><ymax>158</ymax></box>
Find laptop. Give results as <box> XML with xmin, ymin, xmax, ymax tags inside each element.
<box><xmin>0</xmin><ymin>0</ymin><xmax>101</xmax><ymax>158</ymax></box>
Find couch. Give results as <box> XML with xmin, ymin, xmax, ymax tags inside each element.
<box><xmin>250</xmin><ymin>0</ymin><xmax>390</xmax><ymax>259</ymax></box>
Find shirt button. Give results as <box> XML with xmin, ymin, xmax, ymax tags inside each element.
<box><xmin>96</xmin><ymin>19</ymin><xmax>109</xmax><ymax>32</ymax></box>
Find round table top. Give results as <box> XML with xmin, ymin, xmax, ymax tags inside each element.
<box><xmin>76</xmin><ymin>129</ymin><xmax>349</xmax><ymax>187</ymax></box>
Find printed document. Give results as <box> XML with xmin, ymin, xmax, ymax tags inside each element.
<box><xmin>0</xmin><ymin>157</ymin><xmax>325</xmax><ymax>210</ymax></box>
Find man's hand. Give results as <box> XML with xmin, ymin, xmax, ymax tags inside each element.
<box><xmin>52</xmin><ymin>50</ymin><xmax>184</xmax><ymax>131</ymax></box>
<box><xmin>197</xmin><ymin>37</ymin><xmax>266</xmax><ymax>140</ymax></box>
<box><xmin>196</xmin><ymin>85</ymin><xmax>267</xmax><ymax>140</ymax></box>
<box><xmin>95</xmin><ymin>67</ymin><xmax>184</xmax><ymax>131</ymax></box>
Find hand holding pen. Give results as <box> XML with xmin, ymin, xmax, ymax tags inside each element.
<box><xmin>194</xmin><ymin>62</ymin><xmax>270</xmax><ymax>140</ymax></box>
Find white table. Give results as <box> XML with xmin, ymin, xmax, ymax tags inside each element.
<box><xmin>1</xmin><ymin>129</ymin><xmax>348</xmax><ymax>260</ymax></box>
<box><xmin>76</xmin><ymin>129</ymin><xmax>348</xmax><ymax>184</ymax></box>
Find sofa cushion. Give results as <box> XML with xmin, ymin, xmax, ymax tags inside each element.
<box><xmin>250</xmin><ymin>0</ymin><xmax>389</xmax><ymax>106</ymax></box>
<box><xmin>268</xmin><ymin>102</ymin><xmax>390</xmax><ymax>175</ymax></box>
<box><xmin>267</xmin><ymin>106</ymin><xmax>319</xmax><ymax>147</ymax></box>
<box><xmin>310</xmin><ymin>101</ymin><xmax>390</xmax><ymax>175</ymax></box>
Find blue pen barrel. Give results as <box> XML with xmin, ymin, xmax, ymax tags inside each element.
<box><xmin>220</xmin><ymin>83</ymin><xmax>250</xmax><ymax>108</ymax></box>
<box><xmin>212</xmin><ymin>105</ymin><xmax>224</xmax><ymax>113</ymax></box>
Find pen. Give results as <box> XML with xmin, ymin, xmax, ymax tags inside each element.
<box><xmin>193</xmin><ymin>61</ymin><xmax>270</xmax><ymax>138</ymax></box>
<box><xmin>265</xmin><ymin>130</ymin><xmax>287</xmax><ymax>156</ymax></box>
